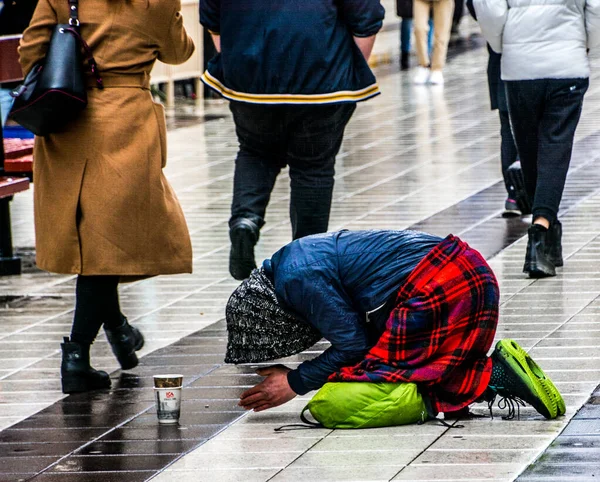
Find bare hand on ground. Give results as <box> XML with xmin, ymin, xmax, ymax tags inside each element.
<box><xmin>239</xmin><ymin>365</ymin><xmax>297</xmax><ymax>412</ymax></box>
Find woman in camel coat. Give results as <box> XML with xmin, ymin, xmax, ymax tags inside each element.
<box><xmin>19</xmin><ymin>0</ymin><xmax>194</xmax><ymax>394</ymax></box>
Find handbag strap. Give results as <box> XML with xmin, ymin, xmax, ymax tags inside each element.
<box><xmin>63</xmin><ymin>27</ymin><xmax>104</xmax><ymax>89</ymax></box>
<box><xmin>64</xmin><ymin>0</ymin><xmax>104</xmax><ymax>89</ymax></box>
<box><xmin>68</xmin><ymin>0</ymin><xmax>80</xmax><ymax>26</ymax></box>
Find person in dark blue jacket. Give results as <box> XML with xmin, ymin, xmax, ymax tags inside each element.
<box><xmin>200</xmin><ymin>0</ymin><xmax>385</xmax><ymax>281</ymax></box>
<box><xmin>225</xmin><ymin>230</ymin><xmax>565</xmax><ymax>420</ymax></box>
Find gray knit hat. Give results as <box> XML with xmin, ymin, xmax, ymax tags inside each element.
<box><xmin>225</xmin><ymin>268</ymin><xmax>321</xmax><ymax>364</ymax></box>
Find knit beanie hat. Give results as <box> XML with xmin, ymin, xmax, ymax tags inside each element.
<box><xmin>225</xmin><ymin>267</ymin><xmax>321</xmax><ymax>364</ymax></box>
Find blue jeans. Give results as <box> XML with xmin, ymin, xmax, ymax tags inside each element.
<box><xmin>0</xmin><ymin>88</ymin><xmax>14</xmax><ymax>127</ymax></box>
<box><xmin>400</xmin><ymin>18</ymin><xmax>434</xmax><ymax>55</ymax></box>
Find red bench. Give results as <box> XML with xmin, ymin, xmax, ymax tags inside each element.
<box><xmin>3</xmin><ymin>139</ymin><xmax>34</xmax><ymax>178</ymax></box>
<box><xmin>1</xmin><ymin>35</ymin><xmax>31</xmax><ymax>275</ymax></box>
<box><xmin>5</xmin><ymin>155</ymin><xmax>33</xmax><ymax>174</ymax></box>
<box><xmin>0</xmin><ymin>176</ymin><xmax>29</xmax><ymax>199</ymax></box>
<box><xmin>4</xmin><ymin>138</ymin><xmax>34</xmax><ymax>159</ymax></box>
<box><xmin>0</xmin><ymin>176</ymin><xmax>30</xmax><ymax>275</ymax></box>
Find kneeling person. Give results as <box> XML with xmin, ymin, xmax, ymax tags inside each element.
<box><xmin>225</xmin><ymin>230</ymin><xmax>564</xmax><ymax>421</ymax></box>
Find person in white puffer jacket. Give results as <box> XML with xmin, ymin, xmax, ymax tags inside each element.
<box><xmin>474</xmin><ymin>0</ymin><xmax>600</xmax><ymax>278</ymax></box>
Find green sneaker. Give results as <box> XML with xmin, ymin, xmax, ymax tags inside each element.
<box><xmin>489</xmin><ymin>339</ymin><xmax>565</xmax><ymax>419</ymax></box>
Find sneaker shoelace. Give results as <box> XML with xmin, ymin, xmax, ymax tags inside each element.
<box><xmin>487</xmin><ymin>385</ymin><xmax>527</xmax><ymax>420</ymax></box>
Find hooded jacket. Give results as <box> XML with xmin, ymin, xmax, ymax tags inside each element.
<box><xmin>200</xmin><ymin>0</ymin><xmax>385</xmax><ymax>104</ymax></box>
<box><xmin>474</xmin><ymin>0</ymin><xmax>600</xmax><ymax>80</ymax></box>
<box><xmin>263</xmin><ymin>230</ymin><xmax>442</xmax><ymax>395</ymax></box>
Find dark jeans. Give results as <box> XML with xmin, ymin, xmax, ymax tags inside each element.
<box><xmin>505</xmin><ymin>78</ymin><xmax>588</xmax><ymax>223</ymax></box>
<box><xmin>71</xmin><ymin>275</ymin><xmax>122</xmax><ymax>345</ymax></box>
<box><xmin>499</xmin><ymin>109</ymin><xmax>518</xmax><ymax>197</ymax></box>
<box><xmin>229</xmin><ymin>102</ymin><xmax>356</xmax><ymax>239</ymax></box>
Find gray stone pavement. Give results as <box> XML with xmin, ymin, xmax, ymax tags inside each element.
<box><xmin>2</xmin><ymin>33</ymin><xmax>600</xmax><ymax>481</ymax></box>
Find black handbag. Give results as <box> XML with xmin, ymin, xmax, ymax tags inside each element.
<box><xmin>8</xmin><ymin>0</ymin><xmax>102</xmax><ymax>136</ymax></box>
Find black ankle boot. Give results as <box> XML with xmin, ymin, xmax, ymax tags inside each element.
<box><xmin>105</xmin><ymin>317</ymin><xmax>144</xmax><ymax>370</ymax></box>
<box><xmin>61</xmin><ymin>337</ymin><xmax>111</xmax><ymax>394</ymax></box>
<box><xmin>547</xmin><ymin>220</ymin><xmax>563</xmax><ymax>267</ymax></box>
<box><xmin>400</xmin><ymin>51</ymin><xmax>410</xmax><ymax>70</ymax></box>
<box><xmin>229</xmin><ymin>218</ymin><xmax>259</xmax><ymax>280</ymax></box>
<box><xmin>523</xmin><ymin>224</ymin><xmax>556</xmax><ymax>278</ymax></box>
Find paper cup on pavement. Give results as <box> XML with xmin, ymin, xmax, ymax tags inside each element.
<box><xmin>153</xmin><ymin>374</ymin><xmax>183</xmax><ymax>424</ymax></box>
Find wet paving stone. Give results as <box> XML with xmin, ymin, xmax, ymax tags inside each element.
<box><xmin>518</xmin><ymin>382</ymin><xmax>600</xmax><ymax>480</ymax></box>
<box><xmin>0</xmin><ymin>455</ymin><xmax>60</xmax><ymax>474</ymax></box>
<box><xmin>101</xmin><ymin>425</ymin><xmax>225</xmax><ymax>442</ymax></box>
<box><xmin>50</xmin><ymin>454</ymin><xmax>179</xmax><ymax>473</ymax></box>
<box><xmin>0</xmin><ymin>441</ymin><xmax>82</xmax><ymax>458</ymax></box>
<box><xmin>0</xmin><ymin>428</ymin><xmax>107</xmax><ymax>444</ymax></box>
<box><xmin>29</xmin><ymin>472</ymin><xmax>152</xmax><ymax>482</ymax></box>
<box><xmin>76</xmin><ymin>440</ymin><xmax>199</xmax><ymax>456</ymax></box>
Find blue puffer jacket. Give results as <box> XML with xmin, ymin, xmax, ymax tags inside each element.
<box><xmin>200</xmin><ymin>0</ymin><xmax>385</xmax><ymax>104</ymax></box>
<box><xmin>263</xmin><ymin>230</ymin><xmax>442</xmax><ymax>395</ymax></box>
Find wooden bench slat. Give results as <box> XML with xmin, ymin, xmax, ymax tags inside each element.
<box><xmin>4</xmin><ymin>155</ymin><xmax>33</xmax><ymax>174</ymax></box>
<box><xmin>0</xmin><ymin>176</ymin><xmax>30</xmax><ymax>199</ymax></box>
<box><xmin>3</xmin><ymin>138</ymin><xmax>35</xmax><ymax>159</ymax></box>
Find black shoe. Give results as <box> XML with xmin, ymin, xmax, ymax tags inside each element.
<box><xmin>105</xmin><ymin>317</ymin><xmax>144</xmax><ymax>370</ymax></box>
<box><xmin>547</xmin><ymin>220</ymin><xmax>563</xmax><ymax>267</ymax></box>
<box><xmin>400</xmin><ymin>51</ymin><xmax>410</xmax><ymax>70</ymax></box>
<box><xmin>61</xmin><ymin>337</ymin><xmax>111</xmax><ymax>394</ymax></box>
<box><xmin>229</xmin><ymin>218</ymin><xmax>259</xmax><ymax>280</ymax></box>
<box><xmin>523</xmin><ymin>224</ymin><xmax>556</xmax><ymax>278</ymax></box>
<box><xmin>502</xmin><ymin>197</ymin><xmax>521</xmax><ymax>218</ymax></box>
<box><xmin>506</xmin><ymin>161</ymin><xmax>532</xmax><ymax>215</ymax></box>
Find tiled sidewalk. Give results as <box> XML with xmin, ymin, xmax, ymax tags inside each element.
<box><xmin>3</xmin><ymin>42</ymin><xmax>600</xmax><ymax>481</ymax></box>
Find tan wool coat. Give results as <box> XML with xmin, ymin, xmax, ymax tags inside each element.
<box><xmin>19</xmin><ymin>0</ymin><xmax>195</xmax><ymax>276</ymax></box>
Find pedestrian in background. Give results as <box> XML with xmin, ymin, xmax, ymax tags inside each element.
<box><xmin>451</xmin><ymin>0</ymin><xmax>465</xmax><ymax>43</ymax></box>
<box><xmin>413</xmin><ymin>0</ymin><xmax>454</xmax><ymax>84</ymax></box>
<box><xmin>466</xmin><ymin>0</ymin><xmax>524</xmax><ymax>217</ymax></box>
<box><xmin>201</xmin><ymin>0</ymin><xmax>385</xmax><ymax>281</ymax></box>
<box><xmin>0</xmin><ymin>0</ymin><xmax>38</xmax><ymax>126</ymax></box>
<box><xmin>475</xmin><ymin>0</ymin><xmax>600</xmax><ymax>277</ymax></box>
<box><xmin>19</xmin><ymin>0</ymin><xmax>195</xmax><ymax>393</ymax></box>
<box><xmin>397</xmin><ymin>0</ymin><xmax>434</xmax><ymax>70</ymax></box>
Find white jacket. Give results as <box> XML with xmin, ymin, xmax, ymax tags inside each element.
<box><xmin>474</xmin><ymin>0</ymin><xmax>600</xmax><ymax>80</ymax></box>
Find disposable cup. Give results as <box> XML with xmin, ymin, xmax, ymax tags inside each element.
<box><xmin>153</xmin><ymin>374</ymin><xmax>183</xmax><ymax>389</ymax></box>
<box><xmin>153</xmin><ymin>374</ymin><xmax>183</xmax><ymax>424</ymax></box>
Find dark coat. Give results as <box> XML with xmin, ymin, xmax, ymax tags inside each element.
<box><xmin>487</xmin><ymin>47</ymin><xmax>508</xmax><ymax>112</ymax></box>
<box><xmin>263</xmin><ymin>230</ymin><xmax>442</xmax><ymax>395</ymax></box>
<box><xmin>200</xmin><ymin>0</ymin><xmax>385</xmax><ymax>104</ymax></box>
<box><xmin>466</xmin><ymin>0</ymin><xmax>507</xmax><ymax>112</ymax></box>
<box><xmin>0</xmin><ymin>0</ymin><xmax>37</xmax><ymax>35</ymax></box>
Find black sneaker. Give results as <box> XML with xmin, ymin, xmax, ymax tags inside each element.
<box><xmin>523</xmin><ymin>224</ymin><xmax>555</xmax><ymax>278</ymax></box>
<box><xmin>502</xmin><ymin>198</ymin><xmax>521</xmax><ymax>218</ymax></box>
<box><xmin>506</xmin><ymin>162</ymin><xmax>532</xmax><ymax>215</ymax></box>
<box><xmin>229</xmin><ymin>218</ymin><xmax>259</xmax><ymax>280</ymax></box>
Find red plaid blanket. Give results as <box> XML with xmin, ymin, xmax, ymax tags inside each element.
<box><xmin>329</xmin><ymin>235</ymin><xmax>499</xmax><ymax>414</ymax></box>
